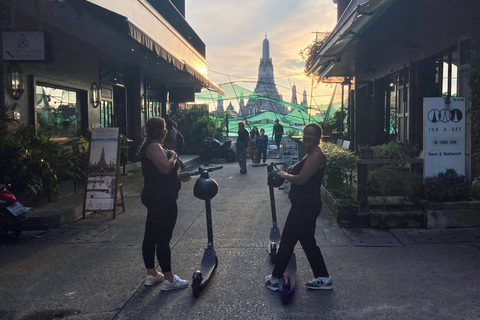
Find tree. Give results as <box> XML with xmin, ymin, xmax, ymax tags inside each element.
<box><xmin>171</xmin><ymin>104</ymin><xmax>226</xmax><ymax>153</ymax></box>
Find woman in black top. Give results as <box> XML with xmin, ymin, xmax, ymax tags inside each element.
<box><xmin>139</xmin><ymin>117</ymin><xmax>191</xmax><ymax>291</ymax></box>
<box><xmin>265</xmin><ymin>123</ymin><xmax>333</xmax><ymax>291</ymax></box>
<box><xmin>236</xmin><ymin>121</ymin><xmax>249</xmax><ymax>174</ymax></box>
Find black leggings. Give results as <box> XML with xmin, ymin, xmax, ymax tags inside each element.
<box><xmin>142</xmin><ymin>197</ymin><xmax>178</xmax><ymax>273</ymax></box>
<box><xmin>272</xmin><ymin>198</ymin><xmax>329</xmax><ymax>279</ymax></box>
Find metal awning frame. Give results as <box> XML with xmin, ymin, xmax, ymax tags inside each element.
<box><xmin>308</xmin><ymin>0</ymin><xmax>396</xmax><ymax>81</ymax></box>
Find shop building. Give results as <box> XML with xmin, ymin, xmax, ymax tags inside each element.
<box><xmin>309</xmin><ymin>0</ymin><xmax>480</xmax><ymax>179</ymax></box>
<box><xmin>1</xmin><ymin>0</ymin><xmax>222</xmax><ymax>158</ymax></box>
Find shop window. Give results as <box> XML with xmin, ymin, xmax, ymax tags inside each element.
<box><xmin>100</xmin><ymin>86</ymin><xmax>113</xmax><ymax>127</ymax></box>
<box><xmin>101</xmin><ymin>100</ymin><xmax>113</xmax><ymax>127</ymax></box>
<box><xmin>436</xmin><ymin>51</ymin><xmax>458</xmax><ymax>98</ymax></box>
<box><xmin>35</xmin><ymin>84</ymin><xmax>83</xmax><ymax>137</ymax></box>
<box><xmin>146</xmin><ymin>95</ymin><xmax>162</xmax><ymax>119</ymax></box>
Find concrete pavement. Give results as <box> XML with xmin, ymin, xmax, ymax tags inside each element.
<box><xmin>1</xmin><ymin>158</ymin><xmax>480</xmax><ymax>319</ymax></box>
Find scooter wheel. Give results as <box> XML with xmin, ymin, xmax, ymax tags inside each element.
<box><xmin>192</xmin><ymin>271</ymin><xmax>203</xmax><ymax>298</ymax></box>
<box><xmin>269</xmin><ymin>243</ymin><xmax>277</xmax><ymax>264</ymax></box>
<box><xmin>281</xmin><ymin>277</ymin><xmax>291</xmax><ymax>305</ymax></box>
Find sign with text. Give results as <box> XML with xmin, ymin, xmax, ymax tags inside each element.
<box><xmin>423</xmin><ymin>97</ymin><xmax>465</xmax><ymax>177</ymax></box>
<box><xmin>84</xmin><ymin>128</ymin><xmax>119</xmax><ymax>211</ymax></box>
<box><xmin>2</xmin><ymin>31</ymin><xmax>45</xmax><ymax>60</ymax></box>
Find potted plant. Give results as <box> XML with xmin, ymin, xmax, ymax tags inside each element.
<box><xmin>321</xmin><ymin>142</ymin><xmax>359</xmax><ymax>227</ymax></box>
<box><xmin>367</xmin><ymin>167</ymin><xmax>424</xmax><ymax>228</ymax></box>
<box><xmin>372</xmin><ymin>141</ymin><xmax>405</xmax><ymax>163</ymax></box>
<box><xmin>418</xmin><ymin>168</ymin><xmax>480</xmax><ymax>229</ymax></box>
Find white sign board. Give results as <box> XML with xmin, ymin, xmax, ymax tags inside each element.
<box><xmin>85</xmin><ymin>128</ymin><xmax>119</xmax><ymax>211</ymax></box>
<box><xmin>282</xmin><ymin>142</ymin><xmax>299</xmax><ymax>165</ymax></box>
<box><xmin>423</xmin><ymin>97</ymin><xmax>465</xmax><ymax>177</ymax></box>
<box><xmin>2</xmin><ymin>31</ymin><xmax>45</xmax><ymax>60</ymax></box>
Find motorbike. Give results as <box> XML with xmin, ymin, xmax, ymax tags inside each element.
<box><xmin>199</xmin><ymin>137</ymin><xmax>236</xmax><ymax>163</ymax></box>
<box><xmin>0</xmin><ymin>184</ymin><xmax>29</xmax><ymax>241</ymax></box>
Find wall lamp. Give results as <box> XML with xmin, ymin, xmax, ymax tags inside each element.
<box><xmin>9</xmin><ymin>64</ymin><xmax>25</xmax><ymax>100</ymax></box>
<box><xmin>92</xmin><ymin>82</ymin><xmax>100</xmax><ymax>108</ymax></box>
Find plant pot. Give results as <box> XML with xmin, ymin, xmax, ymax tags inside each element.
<box><xmin>354</xmin><ymin>212</ymin><xmax>371</xmax><ymax>228</ymax></box>
<box><xmin>471</xmin><ymin>179</ymin><xmax>480</xmax><ymax>199</ymax></box>
<box><xmin>359</xmin><ymin>149</ymin><xmax>373</xmax><ymax>159</ymax></box>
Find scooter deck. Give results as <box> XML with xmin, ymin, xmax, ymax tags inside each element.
<box><xmin>199</xmin><ymin>247</ymin><xmax>216</xmax><ymax>282</ymax></box>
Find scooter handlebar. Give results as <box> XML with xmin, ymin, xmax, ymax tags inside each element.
<box><xmin>187</xmin><ymin>166</ymin><xmax>223</xmax><ymax>176</ymax></box>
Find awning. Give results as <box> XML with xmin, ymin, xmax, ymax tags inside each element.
<box><xmin>127</xmin><ymin>21</ymin><xmax>224</xmax><ymax>95</ymax></box>
<box><xmin>75</xmin><ymin>0</ymin><xmax>223</xmax><ymax>95</ymax></box>
<box><xmin>308</xmin><ymin>0</ymin><xmax>396</xmax><ymax>81</ymax></box>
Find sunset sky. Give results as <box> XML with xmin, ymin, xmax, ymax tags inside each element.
<box><xmin>184</xmin><ymin>0</ymin><xmax>340</xmax><ymax>111</ymax></box>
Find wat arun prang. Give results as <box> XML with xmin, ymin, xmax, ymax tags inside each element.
<box><xmin>241</xmin><ymin>35</ymin><xmax>289</xmax><ymax>116</ymax></box>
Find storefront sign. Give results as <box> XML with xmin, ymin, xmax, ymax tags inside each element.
<box><xmin>2</xmin><ymin>31</ymin><xmax>45</xmax><ymax>60</ymax></box>
<box><xmin>423</xmin><ymin>97</ymin><xmax>465</xmax><ymax>177</ymax></box>
<box><xmin>84</xmin><ymin>128</ymin><xmax>119</xmax><ymax>211</ymax></box>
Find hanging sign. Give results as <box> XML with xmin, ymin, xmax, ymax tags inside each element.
<box><xmin>2</xmin><ymin>31</ymin><xmax>45</xmax><ymax>60</ymax></box>
<box><xmin>423</xmin><ymin>97</ymin><xmax>465</xmax><ymax>177</ymax></box>
<box><xmin>84</xmin><ymin>128</ymin><xmax>120</xmax><ymax>211</ymax></box>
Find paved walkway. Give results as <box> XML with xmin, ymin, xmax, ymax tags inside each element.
<box><xmin>1</xmin><ymin>159</ymin><xmax>480</xmax><ymax>320</ymax></box>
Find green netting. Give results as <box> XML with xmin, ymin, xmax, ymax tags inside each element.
<box><xmin>197</xmin><ymin>83</ymin><xmax>345</xmax><ymax>118</ymax></box>
<box><xmin>197</xmin><ymin>83</ymin><xmax>313</xmax><ymax>112</ymax></box>
<box><xmin>202</xmin><ymin>83</ymin><xmax>346</xmax><ymax>138</ymax></box>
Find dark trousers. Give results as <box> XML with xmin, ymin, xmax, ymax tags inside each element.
<box><xmin>142</xmin><ymin>197</ymin><xmax>178</xmax><ymax>273</ymax></box>
<box><xmin>257</xmin><ymin>149</ymin><xmax>267</xmax><ymax>163</ymax></box>
<box><xmin>272</xmin><ymin>197</ymin><xmax>329</xmax><ymax>279</ymax></box>
<box><xmin>275</xmin><ymin>134</ymin><xmax>282</xmax><ymax>149</ymax></box>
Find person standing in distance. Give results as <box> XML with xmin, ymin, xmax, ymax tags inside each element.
<box><xmin>139</xmin><ymin>117</ymin><xmax>191</xmax><ymax>291</ymax></box>
<box><xmin>272</xmin><ymin>119</ymin><xmax>284</xmax><ymax>151</ymax></box>
<box><xmin>265</xmin><ymin>123</ymin><xmax>333</xmax><ymax>291</ymax></box>
<box><xmin>236</xmin><ymin>121</ymin><xmax>249</xmax><ymax>174</ymax></box>
<box><xmin>256</xmin><ymin>128</ymin><xmax>268</xmax><ymax>164</ymax></box>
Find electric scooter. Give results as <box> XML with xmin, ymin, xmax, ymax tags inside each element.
<box><xmin>0</xmin><ymin>183</ymin><xmax>29</xmax><ymax>242</ymax></box>
<box><xmin>266</xmin><ymin>162</ymin><xmax>296</xmax><ymax>304</ymax></box>
<box><xmin>189</xmin><ymin>165</ymin><xmax>223</xmax><ymax>298</ymax></box>
<box><xmin>265</xmin><ymin>162</ymin><xmax>285</xmax><ymax>263</ymax></box>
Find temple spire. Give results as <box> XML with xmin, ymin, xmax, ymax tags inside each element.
<box><xmin>262</xmin><ymin>34</ymin><xmax>270</xmax><ymax>60</ymax></box>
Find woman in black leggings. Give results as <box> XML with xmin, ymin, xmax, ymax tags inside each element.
<box><xmin>265</xmin><ymin>123</ymin><xmax>333</xmax><ymax>291</ymax></box>
<box><xmin>139</xmin><ymin>117</ymin><xmax>191</xmax><ymax>291</ymax></box>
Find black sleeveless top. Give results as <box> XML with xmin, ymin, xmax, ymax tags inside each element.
<box><xmin>141</xmin><ymin>142</ymin><xmax>181</xmax><ymax>202</ymax></box>
<box><xmin>288</xmin><ymin>155</ymin><xmax>325</xmax><ymax>202</ymax></box>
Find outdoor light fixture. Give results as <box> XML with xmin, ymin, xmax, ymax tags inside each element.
<box><xmin>92</xmin><ymin>82</ymin><xmax>100</xmax><ymax>108</ymax></box>
<box><xmin>141</xmin><ymin>94</ymin><xmax>146</xmax><ymax>113</ymax></box>
<box><xmin>9</xmin><ymin>64</ymin><xmax>25</xmax><ymax>100</ymax></box>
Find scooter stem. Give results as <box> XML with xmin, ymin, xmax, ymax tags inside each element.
<box><xmin>267</xmin><ymin>163</ymin><xmax>278</xmax><ymax>225</ymax></box>
<box><xmin>205</xmin><ymin>198</ymin><xmax>214</xmax><ymax>247</ymax></box>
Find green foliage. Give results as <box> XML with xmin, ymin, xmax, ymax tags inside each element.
<box><xmin>171</xmin><ymin>105</ymin><xmax>225</xmax><ymax>153</ymax></box>
<box><xmin>322</xmin><ymin>142</ymin><xmax>357</xmax><ymax>199</ymax></box>
<box><xmin>0</xmin><ymin>107</ymin><xmax>88</xmax><ymax>201</ymax></box>
<box><xmin>285</xmin><ymin>129</ymin><xmax>299</xmax><ymax>139</ymax></box>
<box><xmin>469</xmin><ymin>53</ymin><xmax>480</xmax><ymax>178</ymax></box>
<box><xmin>423</xmin><ymin>168</ymin><xmax>470</xmax><ymax>202</ymax></box>
<box><xmin>299</xmin><ymin>31</ymin><xmax>331</xmax><ymax>74</ymax></box>
<box><xmin>322</xmin><ymin>110</ymin><xmax>347</xmax><ymax>140</ymax></box>
<box><xmin>368</xmin><ymin>167</ymin><xmax>422</xmax><ymax>210</ymax></box>
<box><xmin>372</xmin><ymin>141</ymin><xmax>405</xmax><ymax>160</ymax></box>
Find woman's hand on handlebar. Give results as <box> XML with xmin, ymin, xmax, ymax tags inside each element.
<box><xmin>179</xmin><ymin>171</ymin><xmax>192</xmax><ymax>182</ymax></box>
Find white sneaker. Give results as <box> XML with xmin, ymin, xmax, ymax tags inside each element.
<box><xmin>144</xmin><ymin>272</ymin><xmax>165</xmax><ymax>286</ymax></box>
<box><xmin>160</xmin><ymin>275</ymin><xmax>189</xmax><ymax>291</ymax></box>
